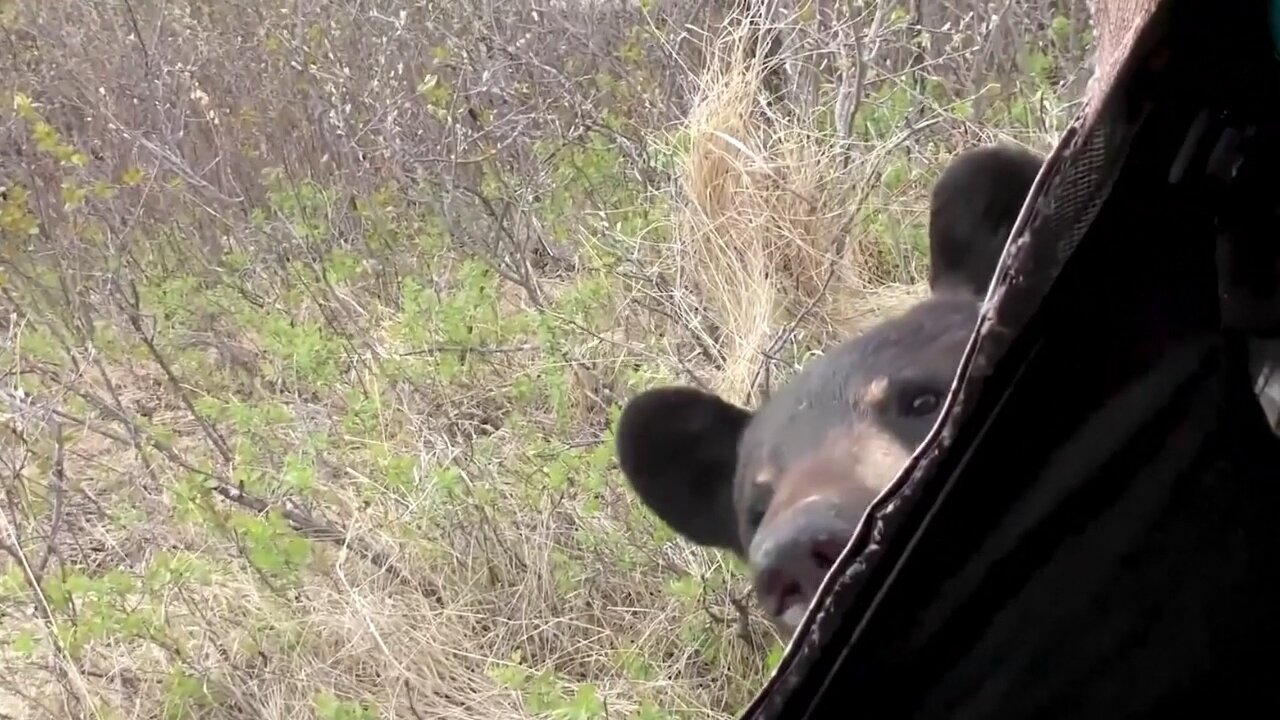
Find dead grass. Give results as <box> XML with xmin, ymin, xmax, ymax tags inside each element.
<box><xmin>0</xmin><ymin>357</ymin><xmax>773</xmax><ymax>718</ymax></box>
<box><xmin>663</xmin><ymin>23</ymin><xmax>937</xmax><ymax>405</ymax></box>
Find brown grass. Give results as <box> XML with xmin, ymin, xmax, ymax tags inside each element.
<box><xmin>663</xmin><ymin>22</ymin><xmax>939</xmax><ymax>405</ymax></box>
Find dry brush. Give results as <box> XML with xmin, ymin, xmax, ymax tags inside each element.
<box><xmin>1</xmin><ymin>0</ymin><xmax>1084</xmax><ymax>717</ymax></box>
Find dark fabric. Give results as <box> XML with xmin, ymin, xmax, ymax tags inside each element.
<box><xmin>742</xmin><ymin>0</ymin><xmax>1280</xmax><ymax>717</ymax></box>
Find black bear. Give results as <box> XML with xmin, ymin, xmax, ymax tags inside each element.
<box><xmin>927</xmin><ymin>143</ymin><xmax>1044</xmax><ymax>298</ymax></box>
<box><xmin>614</xmin><ymin>143</ymin><xmax>1045</xmax><ymax>636</ymax></box>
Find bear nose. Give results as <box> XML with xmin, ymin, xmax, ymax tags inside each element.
<box><xmin>749</xmin><ymin>501</ymin><xmax>858</xmax><ymax>628</ymax></box>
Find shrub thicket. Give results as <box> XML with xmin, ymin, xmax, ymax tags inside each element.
<box><xmin>0</xmin><ymin>1</ymin><xmax>1087</xmax><ymax>717</ymax></box>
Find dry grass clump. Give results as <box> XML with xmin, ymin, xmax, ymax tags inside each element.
<box><xmin>665</xmin><ymin>21</ymin><xmax>926</xmax><ymax>405</ymax></box>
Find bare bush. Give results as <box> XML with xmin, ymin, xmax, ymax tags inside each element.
<box><xmin>0</xmin><ymin>0</ymin><xmax>1086</xmax><ymax>717</ymax></box>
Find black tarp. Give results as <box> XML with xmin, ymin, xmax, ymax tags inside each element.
<box><xmin>741</xmin><ymin>1</ymin><xmax>1280</xmax><ymax>717</ymax></box>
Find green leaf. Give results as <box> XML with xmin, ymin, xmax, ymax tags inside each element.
<box><xmin>10</xmin><ymin>628</ymin><xmax>39</xmax><ymax>655</ymax></box>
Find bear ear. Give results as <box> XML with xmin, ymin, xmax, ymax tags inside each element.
<box><xmin>928</xmin><ymin>143</ymin><xmax>1045</xmax><ymax>298</ymax></box>
<box><xmin>614</xmin><ymin>386</ymin><xmax>751</xmax><ymax>553</ymax></box>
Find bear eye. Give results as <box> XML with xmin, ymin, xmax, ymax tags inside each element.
<box><xmin>744</xmin><ymin>487</ymin><xmax>771</xmax><ymax>531</ymax></box>
<box><xmin>899</xmin><ymin>387</ymin><xmax>942</xmax><ymax>417</ymax></box>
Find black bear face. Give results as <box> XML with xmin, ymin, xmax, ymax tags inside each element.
<box><xmin>615</xmin><ymin>143</ymin><xmax>1044</xmax><ymax>635</ymax></box>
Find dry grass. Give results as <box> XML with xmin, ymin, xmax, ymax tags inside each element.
<box><xmin>661</xmin><ymin>23</ymin><xmax>930</xmax><ymax>405</ymax></box>
<box><xmin>0</xmin><ymin>0</ymin><xmax>1079</xmax><ymax>718</ymax></box>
